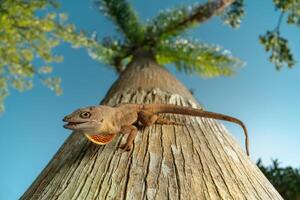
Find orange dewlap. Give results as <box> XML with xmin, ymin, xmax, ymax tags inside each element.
<box><xmin>84</xmin><ymin>133</ymin><xmax>116</xmax><ymax>145</ymax></box>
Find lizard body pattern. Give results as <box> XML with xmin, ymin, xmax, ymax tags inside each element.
<box><xmin>63</xmin><ymin>104</ymin><xmax>250</xmax><ymax>156</ymax></box>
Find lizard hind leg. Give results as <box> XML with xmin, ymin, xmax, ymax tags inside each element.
<box><xmin>137</xmin><ymin>110</ymin><xmax>159</xmax><ymax>126</ymax></box>
<box><xmin>138</xmin><ymin>110</ymin><xmax>184</xmax><ymax>126</ymax></box>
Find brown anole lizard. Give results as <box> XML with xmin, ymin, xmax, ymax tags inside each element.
<box><xmin>63</xmin><ymin>104</ymin><xmax>250</xmax><ymax>156</ymax></box>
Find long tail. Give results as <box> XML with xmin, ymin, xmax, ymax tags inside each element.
<box><xmin>144</xmin><ymin>104</ymin><xmax>250</xmax><ymax>156</ymax></box>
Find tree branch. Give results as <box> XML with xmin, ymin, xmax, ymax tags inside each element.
<box><xmin>177</xmin><ymin>0</ymin><xmax>235</xmax><ymax>29</ymax></box>
<box><xmin>145</xmin><ymin>0</ymin><xmax>235</xmax><ymax>45</ymax></box>
<box><xmin>274</xmin><ymin>12</ymin><xmax>284</xmax><ymax>33</ymax></box>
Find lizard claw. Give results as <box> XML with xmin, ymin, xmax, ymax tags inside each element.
<box><xmin>119</xmin><ymin>144</ymin><xmax>132</xmax><ymax>151</ymax></box>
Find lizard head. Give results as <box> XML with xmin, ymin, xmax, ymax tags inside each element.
<box><xmin>63</xmin><ymin>105</ymin><xmax>120</xmax><ymax>145</ymax></box>
<box><xmin>63</xmin><ymin>106</ymin><xmax>104</xmax><ymax>133</ymax></box>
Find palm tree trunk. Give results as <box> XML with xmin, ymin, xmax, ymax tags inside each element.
<box><xmin>21</xmin><ymin>51</ymin><xmax>283</xmax><ymax>199</ymax></box>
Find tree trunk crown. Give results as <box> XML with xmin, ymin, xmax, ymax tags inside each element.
<box><xmin>104</xmin><ymin>49</ymin><xmax>196</xmax><ymax>104</ymax></box>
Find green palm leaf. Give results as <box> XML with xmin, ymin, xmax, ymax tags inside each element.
<box><xmin>95</xmin><ymin>0</ymin><xmax>144</xmax><ymax>43</ymax></box>
<box><xmin>156</xmin><ymin>38</ymin><xmax>244</xmax><ymax>77</ymax></box>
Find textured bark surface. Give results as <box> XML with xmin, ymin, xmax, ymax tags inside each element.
<box><xmin>21</xmin><ymin>53</ymin><xmax>283</xmax><ymax>200</ymax></box>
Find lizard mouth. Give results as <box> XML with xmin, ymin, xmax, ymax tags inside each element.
<box><xmin>63</xmin><ymin>121</ymin><xmax>88</xmax><ymax>129</ymax></box>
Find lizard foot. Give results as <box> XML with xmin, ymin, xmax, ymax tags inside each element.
<box><xmin>119</xmin><ymin>144</ymin><xmax>132</xmax><ymax>151</ymax></box>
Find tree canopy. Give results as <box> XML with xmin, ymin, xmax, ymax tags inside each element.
<box><xmin>257</xmin><ymin>159</ymin><xmax>300</xmax><ymax>200</ymax></box>
<box><xmin>0</xmin><ymin>0</ymin><xmax>107</xmax><ymax>112</ymax></box>
<box><xmin>90</xmin><ymin>0</ymin><xmax>243</xmax><ymax>75</ymax></box>
<box><xmin>1</xmin><ymin>0</ymin><xmax>300</xmax><ymax>112</ymax></box>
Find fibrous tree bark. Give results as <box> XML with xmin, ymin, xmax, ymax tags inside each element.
<box><xmin>21</xmin><ymin>51</ymin><xmax>283</xmax><ymax>199</ymax></box>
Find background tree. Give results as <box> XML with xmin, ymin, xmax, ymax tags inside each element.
<box><xmin>0</xmin><ymin>0</ymin><xmax>109</xmax><ymax>112</ymax></box>
<box><xmin>259</xmin><ymin>0</ymin><xmax>300</xmax><ymax>70</ymax></box>
<box><xmin>257</xmin><ymin>159</ymin><xmax>300</xmax><ymax>200</ymax></box>
<box><xmin>18</xmin><ymin>0</ymin><xmax>287</xmax><ymax>199</ymax></box>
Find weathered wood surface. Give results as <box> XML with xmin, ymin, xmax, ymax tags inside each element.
<box><xmin>21</xmin><ymin>53</ymin><xmax>282</xmax><ymax>200</ymax></box>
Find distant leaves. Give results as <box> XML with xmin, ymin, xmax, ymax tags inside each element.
<box><xmin>156</xmin><ymin>38</ymin><xmax>244</xmax><ymax>78</ymax></box>
<box><xmin>287</xmin><ymin>11</ymin><xmax>300</xmax><ymax>27</ymax></box>
<box><xmin>260</xmin><ymin>0</ymin><xmax>300</xmax><ymax>70</ymax></box>
<box><xmin>285</xmin><ymin>1</ymin><xmax>300</xmax><ymax>27</ymax></box>
<box><xmin>222</xmin><ymin>0</ymin><xmax>245</xmax><ymax>28</ymax></box>
<box><xmin>42</xmin><ymin>77</ymin><xmax>63</xmax><ymax>95</ymax></box>
<box><xmin>22</xmin><ymin>50</ymin><xmax>34</xmax><ymax>61</ymax></box>
<box><xmin>11</xmin><ymin>78</ymin><xmax>33</xmax><ymax>92</ymax></box>
<box><xmin>0</xmin><ymin>78</ymin><xmax>8</xmax><ymax>113</ymax></box>
<box><xmin>38</xmin><ymin>66</ymin><xmax>53</xmax><ymax>74</ymax></box>
<box><xmin>217</xmin><ymin>0</ymin><xmax>300</xmax><ymax>71</ymax></box>
<box><xmin>273</xmin><ymin>0</ymin><xmax>294</xmax><ymax>11</ymax></box>
<box><xmin>259</xmin><ymin>10</ymin><xmax>296</xmax><ymax>70</ymax></box>
<box><xmin>0</xmin><ymin>0</ymin><xmax>100</xmax><ymax>112</ymax></box>
<box><xmin>257</xmin><ymin>159</ymin><xmax>300</xmax><ymax>200</ymax></box>
<box><xmin>259</xmin><ymin>31</ymin><xmax>295</xmax><ymax>69</ymax></box>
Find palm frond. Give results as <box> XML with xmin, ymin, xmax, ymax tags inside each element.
<box><xmin>145</xmin><ymin>6</ymin><xmax>195</xmax><ymax>40</ymax></box>
<box><xmin>156</xmin><ymin>38</ymin><xmax>244</xmax><ymax>78</ymax></box>
<box><xmin>95</xmin><ymin>0</ymin><xmax>144</xmax><ymax>43</ymax></box>
<box><xmin>222</xmin><ymin>0</ymin><xmax>245</xmax><ymax>28</ymax></box>
<box><xmin>144</xmin><ymin>0</ymin><xmax>234</xmax><ymax>44</ymax></box>
<box><xmin>87</xmin><ymin>36</ymin><xmax>131</xmax><ymax>72</ymax></box>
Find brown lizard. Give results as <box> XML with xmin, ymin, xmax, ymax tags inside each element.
<box><xmin>63</xmin><ymin>104</ymin><xmax>250</xmax><ymax>156</ymax></box>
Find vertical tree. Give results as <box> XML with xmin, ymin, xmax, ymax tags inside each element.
<box><xmin>20</xmin><ymin>0</ymin><xmax>283</xmax><ymax>199</ymax></box>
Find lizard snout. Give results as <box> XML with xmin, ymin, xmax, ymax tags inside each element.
<box><xmin>63</xmin><ymin>115</ymin><xmax>71</xmax><ymax>122</ymax></box>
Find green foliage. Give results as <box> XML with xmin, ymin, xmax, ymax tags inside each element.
<box><xmin>257</xmin><ymin>159</ymin><xmax>300</xmax><ymax>200</ymax></box>
<box><xmin>156</xmin><ymin>38</ymin><xmax>243</xmax><ymax>77</ymax></box>
<box><xmin>275</xmin><ymin>0</ymin><xmax>300</xmax><ymax>28</ymax></box>
<box><xmin>144</xmin><ymin>1</ymin><xmax>232</xmax><ymax>43</ymax></box>
<box><xmin>273</xmin><ymin>0</ymin><xmax>294</xmax><ymax>12</ymax></box>
<box><xmin>92</xmin><ymin>0</ymin><xmax>244</xmax><ymax>75</ymax></box>
<box><xmin>95</xmin><ymin>0</ymin><xmax>145</xmax><ymax>43</ymax></box>
<box><xmin>145</xmin><ymin>5</ymin><xmax>198</xmax><ymax>42</ymax></box>
<box><xmin>0</xmin><ymin>0</ymin><xmax>114</xmax><ymax>112</ymax></box>
<box><xmin>260</xmin><ymin>0</ymin><xmax>300</xmax><ymax>70</ymax></box>
<box><xmin>222</xmin><ymin>0</ymin><xmax>245</xmax><ymax>28</ymax></box>
<box><xmin>287</xmin><ymin>3</ymin><xmax>300</xmax><ymax>27</ymax></box>
<box><xmin>259</xmin><ymin>31</ymin><xmax>295</xmax><ymax>69</ymax></box>
<box><xmin>88</xmin><ymin>36</ymin><xmax>130</xmax><ymax>71</ymax></box>
<box><xmin>42</xmin><ymin>77</ymin><xmax>62</xmax><ymax>95</ymax></box>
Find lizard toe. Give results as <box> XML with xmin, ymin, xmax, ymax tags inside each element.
<box><xmin>119</xmin><ymin>144</ymin><xmax>132</xmax><ymax>151</ymax></box>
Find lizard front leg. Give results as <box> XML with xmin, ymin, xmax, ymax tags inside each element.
<box><xmin>119</xmin><ymin>125</ymin><xmax>137</xmax><ymax>151</ymax></box>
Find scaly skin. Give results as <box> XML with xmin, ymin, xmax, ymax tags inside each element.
<box><xmin>63</xmin><ymin>103</ymin><xmax>250</xmax><ymax>156</ymax></box>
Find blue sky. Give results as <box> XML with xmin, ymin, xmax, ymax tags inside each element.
<box><xmin>1</xmin><ymin>0</ymin><xmax>300</xmax><ymax>199</ymax></box>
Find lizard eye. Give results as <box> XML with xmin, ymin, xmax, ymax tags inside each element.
<box><xmin>80</xmin><ymin>111</ymin><xmax>91</xmax><ymax>119</ymax></box>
